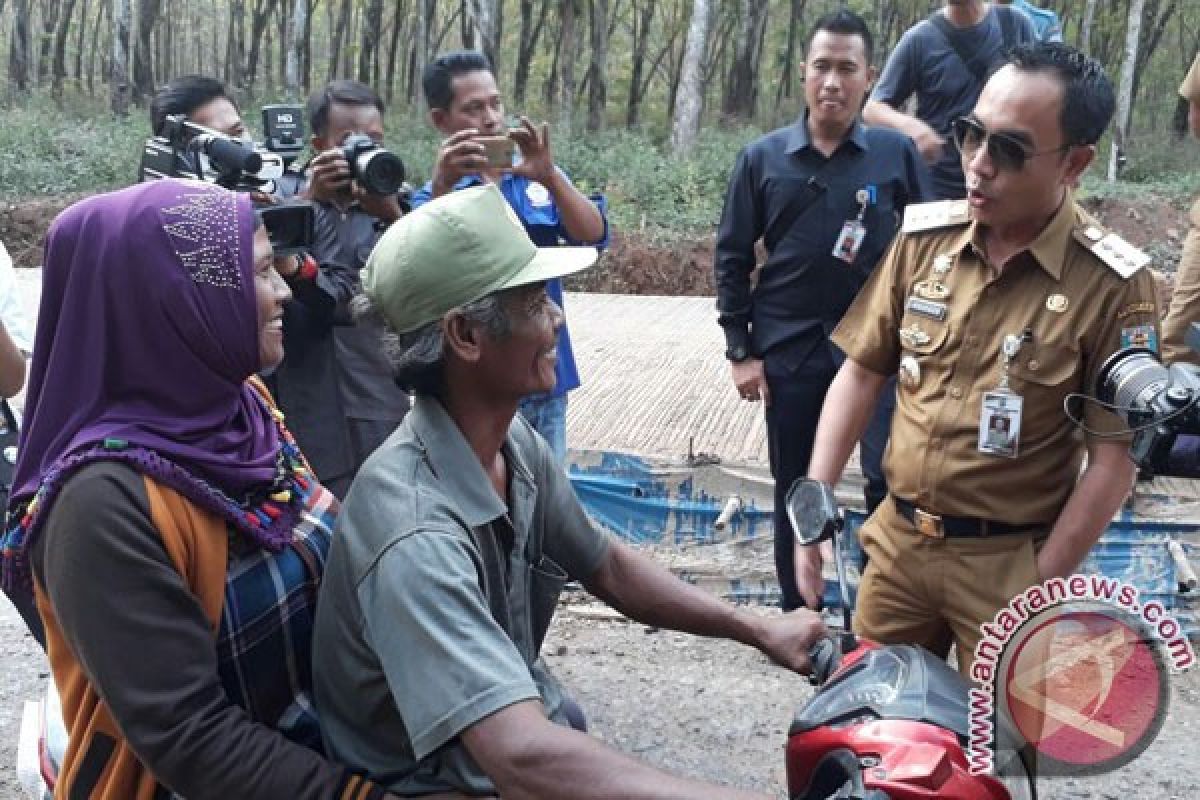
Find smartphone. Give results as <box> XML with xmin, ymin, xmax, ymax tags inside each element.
<box><xmin>477</xmin><ymin>135</ymin><xmax>515</xmax><ymax>169</ymax></box>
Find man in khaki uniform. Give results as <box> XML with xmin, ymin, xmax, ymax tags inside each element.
<box><xmin>1161</xmin><ymin>53</ymin><xmax>1200</xmax><ymax>364</ymax></box>
<box><xmin>797</xmin><ymin>41</ymin><xmax>1160</xmax><ymax>663</ymax></box>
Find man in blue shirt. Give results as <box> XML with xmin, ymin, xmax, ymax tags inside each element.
<box><xmin>411</xmin><ymin>50</ymin><xmax>608</xmax><ymax>462</ymax></box>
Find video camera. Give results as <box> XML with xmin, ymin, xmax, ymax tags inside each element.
<box><xmin>138</xmin><ymin>104</ymin><xmax>313</xmax><ymax>256</ymax></box>
<box><xmin>1096</xmin><ymin>322</ymin><xmax>1200</xmax><ymax>476</ymax></box>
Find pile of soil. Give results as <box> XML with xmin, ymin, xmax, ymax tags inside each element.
<box><xmin>0</xmin><ymin>196</ymin><xmax>84</xmax><ymax>268</ymax></box>
<box><xmin>0</xmin><ymin>192</ymin><xmax>1189</xmax><ymax>297</ymax></box>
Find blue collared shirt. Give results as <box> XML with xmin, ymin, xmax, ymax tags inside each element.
<box><xmin>411</xmin><ymin>170</ymin><xmax>609</xmax><ymax>397</ymax></box>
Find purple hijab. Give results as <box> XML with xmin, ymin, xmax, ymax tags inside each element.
<box><xmin>11</xmin><ymin>179</ymin><xmax>279</xmax><ymax>508</ymax></box>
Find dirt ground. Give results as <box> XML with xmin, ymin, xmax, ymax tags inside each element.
<box><xmin>1</xmin><ymin>585</ymin><xmax>1197</xmax><ymax>800</ymax></box>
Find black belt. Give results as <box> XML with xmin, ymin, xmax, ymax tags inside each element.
<box><xmin>891</xmin><ymin>496</ymin><xmax>1045</xmax><ymax>539</ymax></box>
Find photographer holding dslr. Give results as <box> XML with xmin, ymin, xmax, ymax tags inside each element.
<box><xmin>269</xmin><ymin>80</ymin><xmax>411</xmax><ymax>497</ymax></box>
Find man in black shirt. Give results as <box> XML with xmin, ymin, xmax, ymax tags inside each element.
<box><xmin>715</xmin><ymin>9</ymin><xmax>931</xmax><ymax>611</ymax></box>
<box><xmin>270</xmin><ymin>80</ymin><xmax>411</xmax><ymax>497</ymax></box>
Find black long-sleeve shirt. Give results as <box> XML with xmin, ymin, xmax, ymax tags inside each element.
<box><xmin>714</xmin><ymin>118</ymin><xmax>932</xmax><ymax>357</ymax></box>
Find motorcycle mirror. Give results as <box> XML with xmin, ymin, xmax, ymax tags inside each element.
<box><xmin>785</xmin><ymin>478</ymin><xmax>840</xmax><ymax>546</ymax></box>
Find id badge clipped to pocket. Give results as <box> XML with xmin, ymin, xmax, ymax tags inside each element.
<box><xmin>978</xmin><ymin>390</ymin><xmax>1022</xmax><ymax>458</ymax></box>
<box><xmin>832</xmin><ymin>220</ymin><xmax>867</xmax><ymax>264</ymax></box>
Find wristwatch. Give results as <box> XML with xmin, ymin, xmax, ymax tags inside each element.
<box><xmin>726</xmin><ymin>344</ymin><xmax>749</xmax><ymax>363</ymax></box>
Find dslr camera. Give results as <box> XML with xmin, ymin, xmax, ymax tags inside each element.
<box><xmin>1096</xmin><ymin>322</ymin><xmax>1200</xmax><ymax>476</ymax></box>
<box><xmin>339</xmin><ymin>133</ymin><xmax>406</xmax><ymax>196</ymax></box>
<box><xmin>138</xmin><ymin>104</ymin><xmax>313</xmax><ymax>256</ymax></box>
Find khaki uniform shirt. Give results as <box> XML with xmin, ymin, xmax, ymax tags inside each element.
<box><xmin>833</xmin><ymin>196</ymin><xmax>1160</xmax><ymax>524</ymax></box>
<box><xmin>1161</xmin><ymin>197</ymin><xmax>1200</xmax><ymax>364</ymax></box>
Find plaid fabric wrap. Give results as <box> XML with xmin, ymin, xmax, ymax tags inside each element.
<box><xmin>215</xmin><ymin>478</ymin><xmax>337</xmax><ymax>753</ymax></box>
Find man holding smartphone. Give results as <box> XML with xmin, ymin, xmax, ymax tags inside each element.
<box><xmin>412</xmin><ymin>50</ymin><xmax>609</xmax><ymax>462</ymax></box>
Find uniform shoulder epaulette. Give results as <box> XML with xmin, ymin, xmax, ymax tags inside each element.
<box><xmin>901</xmin><ymin>199</ymin><xmax>971</xmax><ymax>234</ymax></box>
<box><xmin>1072</xmin><ymin>224</ymin><xmax>1149</xmax><ymax>279</ymax></box>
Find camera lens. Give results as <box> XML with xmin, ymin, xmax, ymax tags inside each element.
<box><xmin>1096</xmin><ymin>347</ymin><xmax>1169</xmax><ymax>423</ymax></box>
<box><xmin>355</xmin><ymin>149</ymin><xmax>405</xmax><ymax>195</ymax></box>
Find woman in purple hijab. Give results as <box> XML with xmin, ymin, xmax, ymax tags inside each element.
<box><xmin>0</xmin><ymin>179</ymin><xmax>394</xmax><ymax>799</ymax></box>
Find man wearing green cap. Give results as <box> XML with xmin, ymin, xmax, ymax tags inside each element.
<box><xmin>312</xmin><ymin>185</ymin><xmax>826</xmax><ymax>799</ymax></box>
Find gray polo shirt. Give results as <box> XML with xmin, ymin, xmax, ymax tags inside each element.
<box><xmin>313</xmin><ymin>395</ymin><xmax>610</xmax><ymax>795</ymax></box>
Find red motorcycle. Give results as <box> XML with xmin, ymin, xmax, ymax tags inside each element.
<box><xmin>783</xmin><ymin>478</ymin><xmax>1037</xmax><ymax>800</ymax></box>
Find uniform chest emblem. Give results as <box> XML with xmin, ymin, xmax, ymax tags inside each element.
<box><xmin>1121</xmin><ymin>325</ymin><xmax>1158</xmax><ymax>352</ymax></box>
<box><xmin>525</xmin><ymin>182</ymin><xmax>552</xmax><ymax>207</ymax></box>
<box><xmin>913</xmin><ymin>280</ymin><xmax>951</xmax><ymax>301</ymax></box>
<box><xmin>1046</xmin><ymin>294</ymin><xmax>1069</xmax><ymax>313</ymax></box>
<box><xmin>899</xmin><ymin>355</ymin><xmax>922</xmax><ymax>389</ymax></box>
<box><xmin>900</xmin><ymin>324</ymin><xmax>932</xmax><ymax>349</ymax></box>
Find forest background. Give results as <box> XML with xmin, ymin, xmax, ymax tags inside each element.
<box><xmin>1</xmin><ymin>0</ymin><xmax>1199</xmax><ymax>252</ymax></box>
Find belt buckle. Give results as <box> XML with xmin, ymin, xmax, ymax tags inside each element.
<box><xmin>913</xmin><ymin>508</ymin><xmax>944</xmax><ymax>538</ymax></box>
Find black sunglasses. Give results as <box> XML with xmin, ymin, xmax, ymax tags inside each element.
<box><xmin>951</xmin><ymin>116</ymin><xmax>1071</xmax><ymax>172</ymax></box>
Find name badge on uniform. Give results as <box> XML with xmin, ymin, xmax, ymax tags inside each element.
<box><xmin>832</xmin><ymin>188</ymin><xmax>871</xmax><ymax>264</ymax></box>
<box><xmin>905</xmin><ymin>295</ymin><xmax>948</xmax><ymax>322</ymax></box>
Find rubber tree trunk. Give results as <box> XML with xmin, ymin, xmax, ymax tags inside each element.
<box><xmin>586</xmin><ymin>0</ymin><xmax>608</xmax><ymax>131</ymax></box>
<box><xmin>358</xmin><ymin>0</ymin><xmax>384</xmax><ymax>85</ymax></box>
<box><xmin>625</xmin><ymin>0</ymin><xmax>652</xmax><ymax>128</ymax></box>
<box><xmin>51</xmin><ymin>0</ymin><xmax>81</xmax><ymax>98</ymax></box>
<box><xmin>669</xmin><ymin>0</ymin><xmax>711</xmax><ymax>155</ymax></box>
<box><xmin>721</xmin><ymin>0</ymin><xmax>767</xmax><ymax>122</ymax></box>
<box><xmin>8</xmin><ymin>0</ymin><xmax>33</xmax><ymax>92</ymax></box>
<box><xmin>464</xmin><ymin>0</ymin><xmax>497</xmax><ymax>71</ymax></box>
<box><xmin>558</xmin><ymin>0</ymin><xmax>578</xmax><ymax>135</ymax></box>
<box><xmin>1080</xmin><ymin>0</ymin><xmax>1099</xmax><ymax>54</ymax></box>
<box><xmin>513</xmin><ymin>0</ymin><xmax>548</xmax><ymax>105</ymax></box>
<box><xmin>285</xmin><ymin>0</ymin><xmax>308</xmax><ymax>98</ymax></box>
<box><xmin>110</xmin><ymin>0</ymin><xmax>132</xmax><ymax>115</ymax></box>
<box><xmin>1108</xmin><ymin>0</ymin><xmax>1145</xmax><ymax>182</ymax></box>
<box><xmin>131</xmin><ymin>0</ymin><xmax>162</xmax><ymax>104</ymax></box>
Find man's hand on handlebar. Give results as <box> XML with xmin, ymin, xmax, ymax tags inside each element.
<box><xmin>752</xmin><ymin>607</ymin><xmax>828</xmax><ymax>675</ymax></box>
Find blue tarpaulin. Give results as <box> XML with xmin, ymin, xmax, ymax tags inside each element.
<box><xmin>570</xmin><ymin>453</ymin><xmax>1200</xmax><ymax>636</ymax></box>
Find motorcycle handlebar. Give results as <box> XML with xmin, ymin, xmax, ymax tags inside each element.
<box><xmin>808</xmin><ymin>636</ymin><xmax>841</xmax><ymax>686</ymax></box>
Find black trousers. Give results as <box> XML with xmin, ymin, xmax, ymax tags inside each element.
<box><xmin>764</xmin><ymin>336</ymin><xmax>895</xmax><ymax>611</ymax></box>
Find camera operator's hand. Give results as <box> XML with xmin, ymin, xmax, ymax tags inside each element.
<box><xmin>354</xmin><ymin>185</ymin><xmax>403</xmax><ymax>226</ymax></box>
<box><xmin>431</xmin><ymin>129</ymin><xmax>489</xmax><ymax>199</ymax></box>
<box><xmin>508</xmin><ymin>116</ymin><xmax>556</xmax><ymax>187</ymax></box>
<box><xmin>307</xmin><ymin>148</ymin><xmax>353</xmax><ymax>204</ymax></box>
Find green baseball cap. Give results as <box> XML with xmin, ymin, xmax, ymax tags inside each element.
<box><xmin>363</xmin><ymin>184</ymin><xmax>599</xmax><ymax>334</ymax></box>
